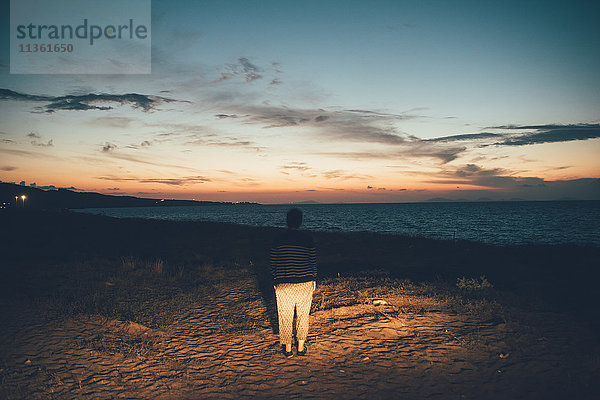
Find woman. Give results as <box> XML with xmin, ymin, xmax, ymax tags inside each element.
<box><xmin>270</xmin><ymin>208</ymin><xmax>317</xmax><ymax>357</ymax></box>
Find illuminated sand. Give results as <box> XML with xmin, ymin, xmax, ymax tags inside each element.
<box><xmin>1</xmin><ymin>272</ymin><xmax>597</xmax><ymax>399</ymax></box>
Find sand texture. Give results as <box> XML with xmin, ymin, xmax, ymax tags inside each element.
<box><xmin>1</xmin><ymin>271</ymin><xmax>598</xmax><ymax>400</ymax></box>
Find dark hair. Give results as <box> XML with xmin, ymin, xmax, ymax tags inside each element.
<box><xmin>286</xmin><ymin>208</ymin><xmax>303</xmax><ymax>229</ymax></box>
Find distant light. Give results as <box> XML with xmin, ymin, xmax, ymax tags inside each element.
<box><xmin>21</xmin><ymin>195</ymin><xmax>26</xmax><ymax>200</ymax></box>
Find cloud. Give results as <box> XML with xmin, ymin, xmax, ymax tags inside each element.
<box><xmin>422</xmin><ymin>124</ymin><xmax>600</xmax><ymax>153</ymax></box>
<box><xmin>92</xmin><ymin>117</ymin><xmax>134</xmax><ymax>128</ymax></box>
<box><xmin>0</xmin><ymin>148</ymin><xmax>61</xmax><ymax>159</ymax></box>
<box><xmin>31</xmin><ymin>139</ymin><xmax>53</xmax><ymax>147</ymax></box>
<box><xmin>97</xmin><ymin>175</ymin><xmax>211</xmax><ymax>186</ymax></box>
<box><xmin>344</xmin><ymin>109</ymin><xmax>419</xmax><ymax>119</ymax></box>
<box><xmin>184</xmin><ymin>135</ymin><xmax>260</xmax><ymax>150</ymax></box>
<box><xmin>225</xmin><ymin>105</ymin><xmax>418</xmax><ymax>146</ymax></box>
<box><xmin>454</xmin><ymin>164</ymin><xmax>507</xmax><ymax>178</ymax></box>
<box><xmin>102</xmin><ymin>142</ymin><xmax>117</xmax><ymax>152</ymax></box>
<box><xmin>96</xmin><ymin>151</ymin><xmax>202</xmax><ymax>172</ymax></box>
<box><xmin>216</xmin><ymin>58</ymin><xmax>263</xmax><ymax>83</ymax></box>
<box><xmin>322</xmin><ymin>143</ymin><xmax>466</xmax><ymax>164</ymax></box>
<box><xmin>215</xmin><ymin>72</ymin><xmax>234</xmax><ymax>83</ymax></box>
<box><xmin>278</xmin><ymin>163</ymin><xmax>371</xmax><ymax>180</ymax></box>
<box><xmin>146</xmin><ymin>122</ymin><xmax>263</xmax><ymax>151</ymax></box>
<box><xmin>426</xmin><ymin>132</ymin><xmax>502</xmax><ymax>142</ymax></box>
<box><xmin>212</xmin><ymin>105</ymin><xmax>473</xmax><ymax>166</ymax></box>
<box><xmin>280</xmin><ymin>162</ymin><xmax>311</xmax><ymax>172</ymax></box>
<box><xmin>320</xmin><ymin>169</ymin><xmax>372</xmax><ymax>180</ymax></box>
<box><xmin>271</xmin><ymin>61</ymin><xmax>282</xmax><ymax>72</ymax></box>
<box><xmin>0</xmin><ymin>88</ymin><xmax>181</xmax><ymax>113</ymax></box>
<box><xmin>238</xmin><ymin>58</ymin><xmax>263</xmax><ymax>82</ymax></box>
<box><xmin>26</xmin><ymin>132</ymin><xmax>53</xmax><ymax>147</ymax></box>
<box><xmin>1</xmin><ymin>166</ymin><xmax>17</xmax><ymax>171</ymax></box>
<box><xmin>489</xmin><ymin>124</ymin><xmax>600</xmax><ymax>146</ymax></box>
<box><xmin>409</xmin><ymin>145</ymin><xmax>467</xmax><ymax>163</ymax></box>
<box><xmin>0</xmin><ymin>88</ymin><xmax>48</xmax><ymax>102</ymax></box>
<box><xmin>367</xmin><ymin>186</ymin><xmax>389</xmax><ymax>191</ymax></box>
<box><xmin>428</xmin><ymin>163</ymin><xmax>547</xmax><ymax>189</ymax></box>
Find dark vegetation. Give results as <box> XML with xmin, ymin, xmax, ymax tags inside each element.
<box><xmin>0</xmin><ymin>181</ymin><xmax>251</xmax><ymax>209</ymax></box>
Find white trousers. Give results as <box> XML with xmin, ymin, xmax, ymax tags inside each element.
<box><xmin>274</xmin><ymin>281</ymin><xmax>315</xmax><ymax>345</ymax></box>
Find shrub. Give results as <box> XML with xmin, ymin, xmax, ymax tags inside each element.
<box><xmin>456</xmin><ymin>275</ymin><xmax>493</xmax><ymax>291</ymax></box>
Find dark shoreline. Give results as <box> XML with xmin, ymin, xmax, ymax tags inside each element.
<box><xmin>2</xmin><ymin>208</ymin><xmax>599</xmax><ymax>321</ymax></box>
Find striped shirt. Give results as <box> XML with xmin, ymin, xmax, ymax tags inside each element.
<box><xmin>270</xmin><ymin>229</ymin><xmax>317</xmax><ymax>284</ymax></box>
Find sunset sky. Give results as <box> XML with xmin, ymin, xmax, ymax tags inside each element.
<box><xmin>1</xmin><ymin>0</ymin><xmax>599</xmax><ymax>203</ymax></box>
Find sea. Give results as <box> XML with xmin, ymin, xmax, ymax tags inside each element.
<box><xmin>74</xmin><ymin>200</ymin><xmax>600</xmax><ymax>246</ymax></box>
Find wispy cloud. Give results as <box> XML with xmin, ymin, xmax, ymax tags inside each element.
<box><xmin>1</xmin><ymin>166</ymin><xmax>17</xmax><ymax>171</ymax></box>
<box><xmin>278</xmin><ymin>162</ymin><xmax>371</xmax><ymax>181</ymax></box>
<box><xmin>97</xmin><ymin>175</ymin><xmax>211</xmax><ymax>186</ymax></box>
<box><xmin>280</xmin><ymin>162</ymin><xmax>311</xmax><ymax>172</ymax></box>
<box><xmin>215</xmin><ymin>113</ymin><xmax>239</xmax><ymax>119</ymax></box>
<box><xmin>0</xmin><ymin>88</ymin><xmax>182</xmax><ymax>113</ymax></box>
<box><xmin>366</xmin><ymin>186</ymin><xmax>390</xmax><ymax>191</ymax></box>
<box><xmin>427</xmin><ymin>163</ymin><xmax>547</xmax><ymax>189</ymax></box>
<box><xmin>102</xmin><ymin>142</ymin><xmax>117</xmax><ymax>152</ymax></box>
<box><xmin>320</xmin><ymin>169</ymin><xmax>372</xmax><ymax>180</ymax></box>
<box><xmin>426</xmin><ymin>132</ymin><xmax>502</xmax><ymax>142</ymax></box>
<box><xmin>216</xmin><ymin>57</ymin><xmax>264</xmax><ymax>83</ymax></box>
<box><xmin>92</xmin><ymin>117</ymin><xmax>135</xmax><ymax>128</ymax></box>
<box><xmin>222</xmin><ymin>104</ymin><xmax>419</xmax><ymax>146</ymax></box>
<box><xmin>31</xmin><ymin>139</ymin><xmax>53</xmax><ymax>147</ymax></box>
<box><xmin>184</xmin><ymin>135</ymin><xmax>261</xmax><ymax>150</ymax></box>
<box><xmin>91</xmin><ymin>146</ymin><xmax>209</xmax><ymax>174</ymax></box>
<box><xmin>322</xmin><ymin>144</ymin><xmax>466</xmax><ymax>164</ymax></box>
<box><xmin>489</xmin><ymin>124</ymin><xmax>600</xmax><ymax>146</ymax></box>
<box><xmin>238</xmin><ymin>57</ymin><xmax>262</xmax><ymax>82</ymax></box>
<box><xmin>0</xmin><ymin>147</ymin><xmax>60</xmax><ymax>159</ymax></box>
<box><xmin>27</xmin><ymin>132</ymin><xmax>53</xmax><ymax>147</ymax></box>
<box><xmin>421</xmin><ymin>123</ymin><xmax>600</xmax><ymax>150</ymax></box>
<box><xmin>212</xmin><ymin>104</ymin><xmax>474</xmax><ymax>163</ymax></box>
<box><xmin>126</xmin><ymin>140</ymin><xmax>154</xmax><ymax>149</ymax></box>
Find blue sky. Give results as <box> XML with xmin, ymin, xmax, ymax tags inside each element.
<box><xmin>0</xmin><ymin>0</ymin><xmax>599</xmax><ymax>203</ymax></box>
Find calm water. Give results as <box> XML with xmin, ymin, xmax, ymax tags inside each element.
<box><xmin>75</xmin><ymin>201</ymin><xmax>600</xmax><ymax>246</ymax></box>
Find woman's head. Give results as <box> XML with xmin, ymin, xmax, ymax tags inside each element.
<box><xmin>286</xmin><ymin>208</ymin><xmax>303</xmax><ymax>229</ymax></box>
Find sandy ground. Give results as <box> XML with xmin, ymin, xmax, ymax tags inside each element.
<box><xmin>1</xmin><ymin>273</ymin><xmax>598</xmax><ymax>400</ymax></box>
